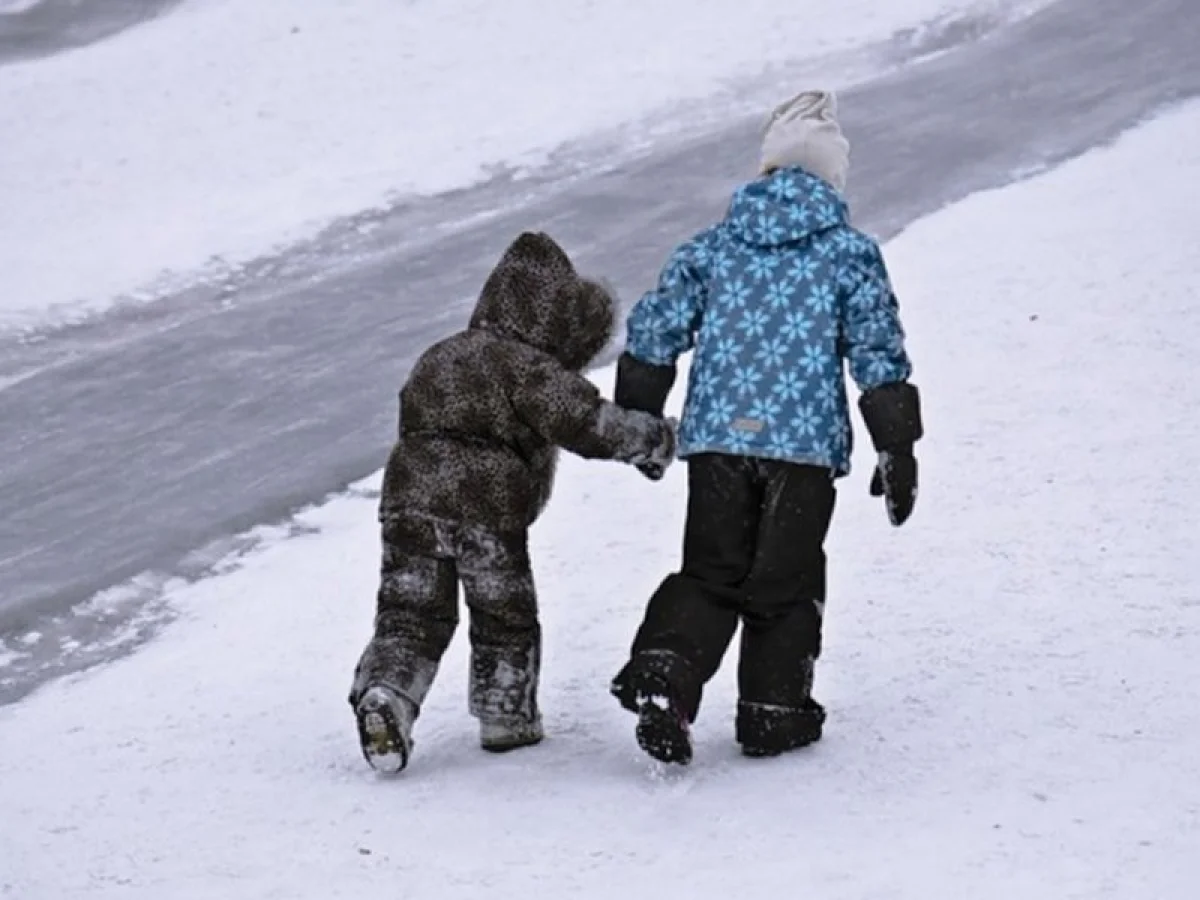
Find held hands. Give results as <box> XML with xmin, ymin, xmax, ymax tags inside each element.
<box><xmin>868</xmin><ymin>448</ymin><xmax>918</xmax><ymax>526</ymax></box>
<box><xmin>637</xmin><ymin>417</ymin><xmax>678</xmax><ymax>482</ymax></box>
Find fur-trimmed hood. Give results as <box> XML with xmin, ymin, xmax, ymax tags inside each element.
<box><xmin>469</xmin><ymin>231</ymin><xmax>615</xmax><ymax>371</ymax></box>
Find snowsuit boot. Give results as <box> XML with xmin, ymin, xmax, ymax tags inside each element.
<box><xmin>735</xmin><ymin>654</ymin><xmax>826</xmax><ymax>757</ymax></box>
<box><xmin>480</xmin><ymin>717</ymin><xmax>545</xmax><ymax>753</ymax></box>
<box><xmin>611</xmin><ymin>649</ymin><xmax>697</xmax><ymax>764</ymax></box>
<box><xmin>354</xmin><ymin>685</ymin><xmax>418</xmax><ymax>774</ymax></box>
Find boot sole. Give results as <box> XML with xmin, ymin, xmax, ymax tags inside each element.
<box><xmin>481</xmin><ymin>733</ymin><xmax>544</xmax><ymax>754</ymax></box>
<box><xmin>356</xmin><ymin>697</ymin><xmax>410</xmax><ymax>774</ymax></box>
<box><xmin>741</xmin><ymin>731</ymin><xmax>820</xmax><ymax>758</ymax></box>
<box><xmin>636</xmin><ymin>696</ymin><xmax>692</xmax><ymax>765</ymax></box>
<box><xmin>739</xmin><ymin>716</ymin><xmax>823</xmax><ymax>758</ymax></box>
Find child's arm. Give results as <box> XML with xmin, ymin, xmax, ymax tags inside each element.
<box><xmin>614</xmin><ymin>230</ymin><xmax>716</xmax><ymax>417</ymax></box>
<box><xmin>842</xmin><ymin>237</ymin><xmax>923</xmax><ymax>525</ymax></box>
<box><xmin>841</xmin><ymin>240</ymin><xmax>921</xmax><ymax>444</ymax></box>
<box><xmin>510</xmin><ymin>349</ymin><xmax>674</xmax><ymax>471</ymax></box>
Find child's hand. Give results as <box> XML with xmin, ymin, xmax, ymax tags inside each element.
<box><xmin>869</xmin><ymin>449</ymin><xmax>917</xmax><ymax>526</ymax></box>
<box><xmin>636</xmin><ymin>417</ymin><xmax>677</xmax><ymax>481</ymax></box>
<box><xmin>637</xmin><ymin>463</ymin><xmax>666</xmax><ymax>481</ymax></box>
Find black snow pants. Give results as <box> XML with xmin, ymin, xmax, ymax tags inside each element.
<box><xmin>350</xmin><ymin>513</ymin><xmax>540</xmax><ymax>727</ymax></box>
<box><xmin>613</xmin><ymin>453</ymin><xmax>836</xmax><ymax>728</ymax></box>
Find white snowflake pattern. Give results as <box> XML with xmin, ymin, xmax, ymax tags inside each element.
<box><xmin>815</xmin><ymin>377</ymin><xmax>841</xmax><ymax>413</ymax></box>
<box><xmin>754</xmin><ymin>336</ymin><xmax>790</xmax><ymax>369</ymax></box>
<box><xmin>730</xmin><ymin>365</ymin><xmax>763</xmax><ymax>398</ymax></box>
<box><xmin>790</xmin><ymin>403</ymin><xmax>823</xmax><ymax>438</ymax></box>
<box><xmin>711</xmin><ymin>336</ymin><xmax>743</xmax><ymax>368</ymax></box>
<box><xmin>737</xmin><ymin>307</ymin><xmax>770</xmax><ymax>340</ymax></box>
<box><xmin>766</xmin><ymin>429</ymin><xmax>798</xmax><ymax>456</ymax></box>
<box><xmin>787</xmin><ymin>256</ymin><xmax>821</xmax><ymax>283</ymax></box>
<box><xmin>765</xmin><ymin>280</ymin><xmax>797</xmax><ymax>310</ymax></box>
<box><xmin>709</xmin><ymin>248</ymin><xmax>735</xmax><ymax>279</ymax></box>
<box><xmin>772</xmin><ymin>370</ymin><xmax>807</xmax><ymax>402</ymax></box>
<box><xmin>747</xmin><ymin>396</ymin><xmax>782</xmax><ymax>425</ymax></box>
<box><xmin>727</xmin><ymin>429</ymin><xmax>755</xmax><ymax>453</ymax></box>
<box><xmin>690</xmin><ymin>367</ymin><xmax>721</xmax><ymax>402</ymax></box>
<box><xmin>746</xmin><ymin>255</ymin><xmax>781</xmax><ymax>282</ymax></box>
<box><xmin>806</xmin><ymin>284</ymin><xmax>836</xmax><ymax>316</ymax></box>
<box><xmin>705</xmin><ymin>394</ymin><xmax>736</xmax><ymax>427</ymax></box>
<box><xmin>718</xmin><ymin>278</ymin><xmax>752</xmax><ymax>309</ymax></box>
<box><xmin>766</xmin><ymin>173</ymin><xmax>801</xmax><ymax>202</ymax></box>
<box><xmin>799</xmin><ymin>345</ymin><xmax>829</xmax><ymax>376</ymax></box>
<box><xmin>780</xmin><ymin>310</ymin><xmax>813</xmax><ymax>342</ymax></box>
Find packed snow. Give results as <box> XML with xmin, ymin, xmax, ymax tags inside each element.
<box><xmin>2</xmin><ymin>97</ymin><xmax>1198</xmax><ymax>898</ymax></box>
<box><xmin>0</xmin><ymin>0</ymin><xmax>1050</xmax><ymax>335</ymax></box>
<box><xmin>0</xmin><ymin>0</ymin><xmax>39</xmax><ymax>14</ymax></box>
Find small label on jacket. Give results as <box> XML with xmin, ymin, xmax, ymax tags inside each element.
<box><xmin>732</xmin><ymin>417</ymin><xmax>764</xmax><ymax>433</ymax></box>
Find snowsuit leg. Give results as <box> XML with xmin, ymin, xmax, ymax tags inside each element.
<box><xmin>736</xmin><ymin>460</ymin><xmax>834</xmax><ymax>699</ymax></box>
<box><xmin>613</xmin><ymin>454</ymin><xmax>835</xmax><ymax>730</ymax></box>
<box><xmin>614</xmin><ymin>453</ymin><xmax>756</xmax><ymax>721</ymax></box>
<box><xmin>456</xmin><ymin>526</ymin><xmax>541</xmax><ymax>729</ymax></box>
<box><xmin>349</xmin><ymin>516</ymin><xmax>459</xmax><ymax>711</ymax></box>
<box><xmin>734</xmin><ymin>462</ymin><xmax>835</xmax><ymax>754</ymax></box>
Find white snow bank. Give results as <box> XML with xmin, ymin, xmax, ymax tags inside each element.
<box><xmin>0</xmin><ymin>0</ymin><xmax>1047</xmax><ymax>334</ymax></box>
<box><xmin>4</xmin><ymin>99</ymin><xmax>1200</xmax><ymax>900</ymax></box>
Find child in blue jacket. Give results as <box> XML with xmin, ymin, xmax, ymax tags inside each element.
<box><xmin>610</xmin><ymin>90</ymin><xmax>923</xmax><ymax>763</ymax></box>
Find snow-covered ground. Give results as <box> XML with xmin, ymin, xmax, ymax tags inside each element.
<box><xmin>3</xmin><ymin>96</ymin><xmax>1198</xmax><ymax>898</ymax></box>
<box><xmin>0</xmin><ymin>0</ymin><xmax>1049</xmax><ymax>335</ymax></box>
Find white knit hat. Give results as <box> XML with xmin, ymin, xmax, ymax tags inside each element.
<box><xmin>759</xmin><ymin>90</ymin><xmax>850</xmax><ymax>192</ymax></box>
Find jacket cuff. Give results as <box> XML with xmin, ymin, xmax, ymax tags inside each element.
<box><xmin>859</xmin><ymin>382</ymin><xmax>923</xmax><ymax>452</ymax></box>
<box><xmin>614</xmin><ymin>352</ymin><xmax>676</xmax><ymax>418</ymax></box>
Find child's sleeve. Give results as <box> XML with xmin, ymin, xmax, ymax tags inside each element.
<box><xmin>841</xmin><ymin>240</ymin><xmax>913</xmax><ymax>391</ymax></box>
<box><xmin>510</xmin><ymin>350</ymin><xmax>670</xmax><ymax>465</ymax></box>
<box><xmin>615</xmin><ymin>230</ymin><xmax>714</xmax><ymax>416</ymax></box>
<box><xmin>841</xmin><ymin>237</ymin><xmax>923</xmax><ymax>453</ymax></box>
<box><xmin>625</xmin><ymin>231</ymin><xmax>714</xmax><ymax>365</ymax></box>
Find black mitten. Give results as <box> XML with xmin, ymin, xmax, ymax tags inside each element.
<box><xmin>869</xmin><ymin>449</ymin><xmax>918</xmax><ymax>526</ymax></box>
<box><xmin>615</xmin><ymin>352</ymin><xmax>676</xmax><ymax>417</ymax></box>
<box><xmin>859</xmin><ymin>382</ymin><xmax>923</xmax><ymax>527</ymax></box>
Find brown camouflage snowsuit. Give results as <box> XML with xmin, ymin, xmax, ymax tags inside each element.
<box><xmin>350</xmin><ymin>232</ymin><xmax>674</xmax><ymax>733</ymax></box>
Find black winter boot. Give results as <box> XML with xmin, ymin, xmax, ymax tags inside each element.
<box><xmin>611</xmin><ymin>651</ymin><xmax>695</xmax><ymax>765</ymax></box>
<box><xmin>632</xmin><ymin>672</ymin><xmax>692</xmax><ymax>765</ymax></box>
<box><xmin>736</xmin><ymin>698</ymin><xmax>826</xmax><ymax>757</ymax></box>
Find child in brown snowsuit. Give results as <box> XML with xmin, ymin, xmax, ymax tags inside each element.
<box><xmin>349</xmin><ymin>231</ymin><xmax>675</xmax><ymax>774</ymax></box>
